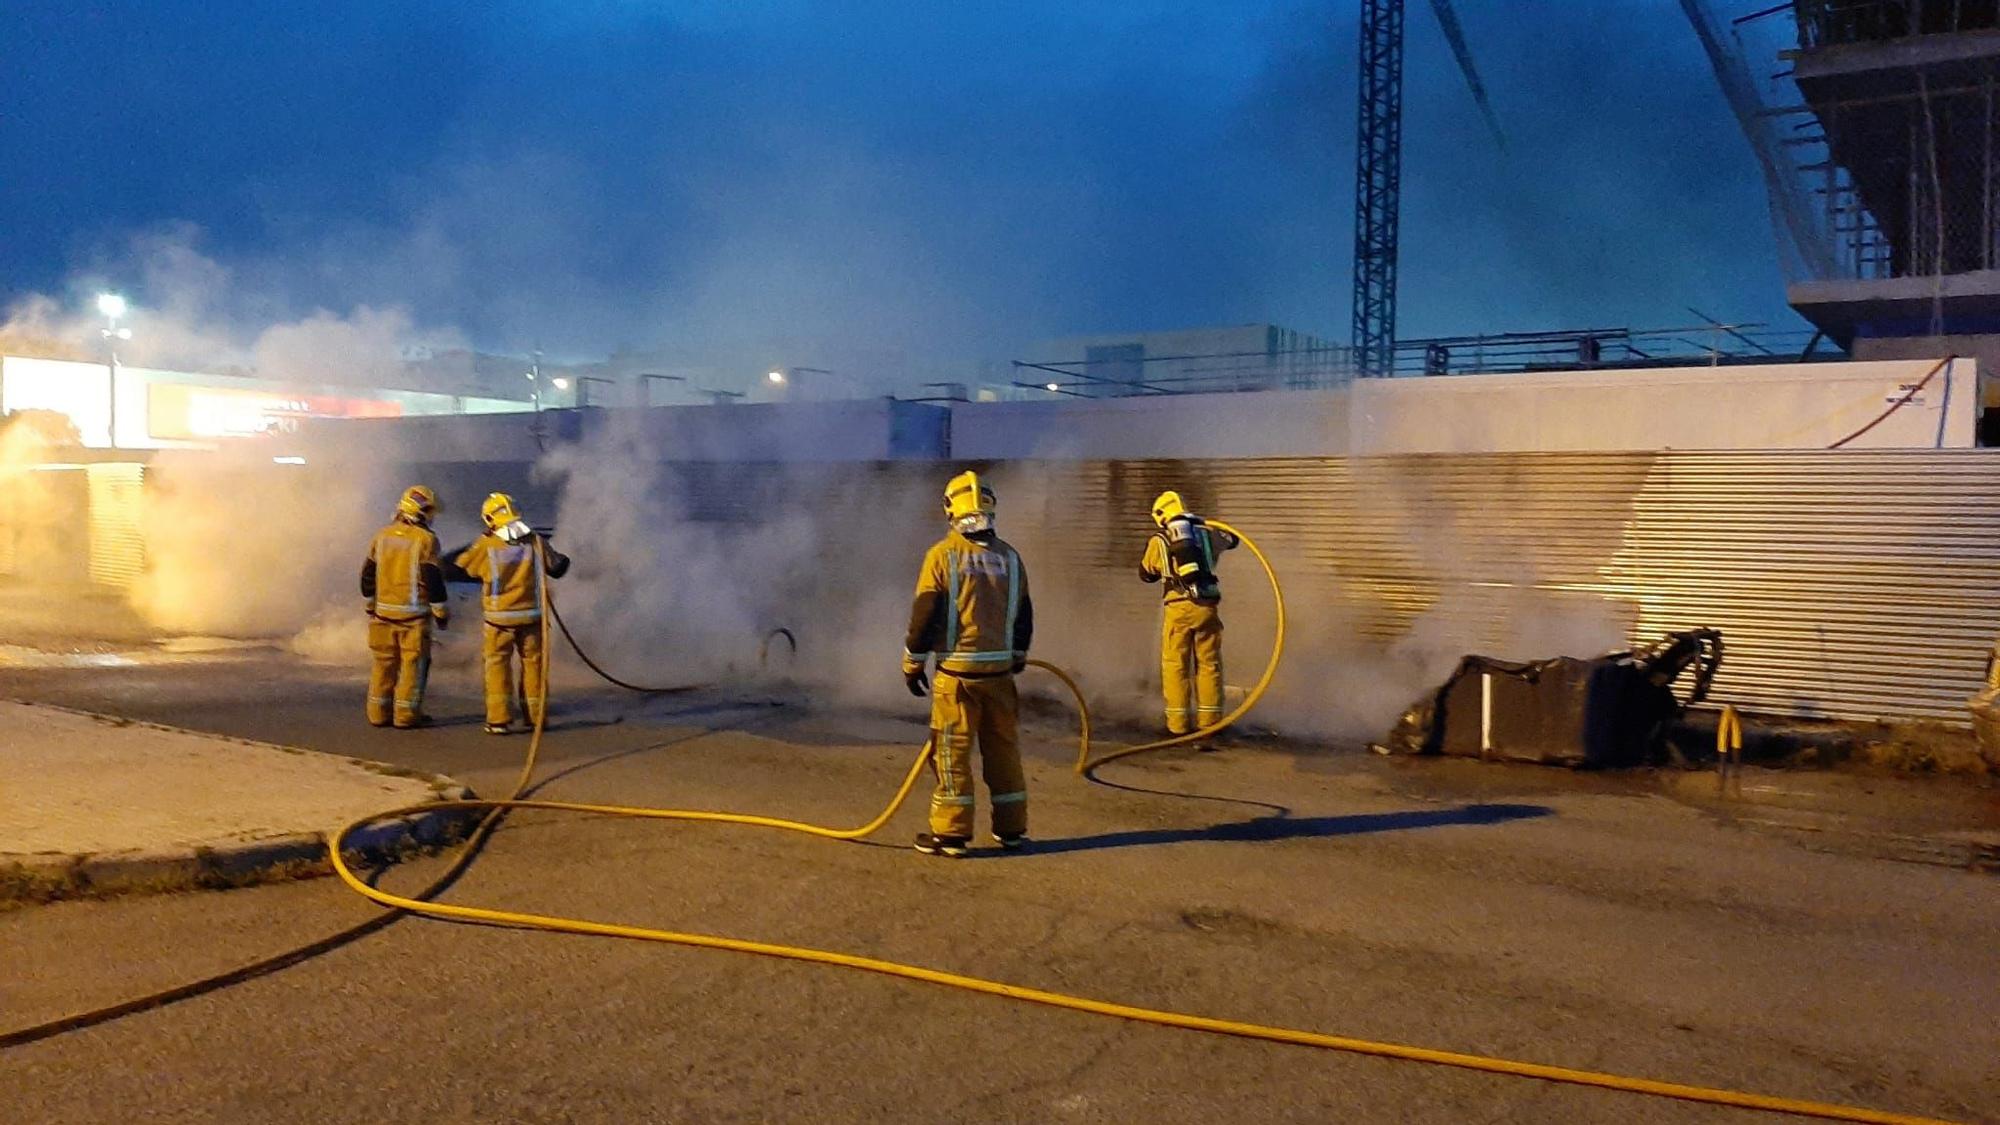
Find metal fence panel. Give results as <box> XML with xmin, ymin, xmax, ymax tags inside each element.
<box><xmin>1030</xmin><ymin>450</ymin><xmax>2000</xmax><ymax>725</ymax></box>
<box><xmin>414</xmin><ymin>449</ymin><xmax>2000</xmax><ymax>727</ymax></box>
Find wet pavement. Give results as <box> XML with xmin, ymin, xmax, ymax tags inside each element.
<box><xmin>2</xmin><ymin>631</ymin><xmax>1996</xmax><ymax>1123</ymax></box>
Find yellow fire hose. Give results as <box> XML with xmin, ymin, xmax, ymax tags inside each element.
<box><xmin>0</xmin><ymin>527</ymin><xmax>1957</xmax><ymax>1122</ymax></box>
<box><xmin>1030</xmin><ymin>518</ymin><xmax>1284</xmax><ymax>775</ymax></box>
<box><xmin>310</xmin><ymin>528</ymin><xmax>1952</xmax><ymax>1125</ymax></box>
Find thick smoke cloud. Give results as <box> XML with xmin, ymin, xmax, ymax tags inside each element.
<box><xmin>4</xmin><ymin>0</ymin><xmax>1802</xmax><ymax>377</ymax></box>
<box><xmin>0</xmin><ymin>1</ymin><xmax>1801</xmax><ymax>739</ymax></box>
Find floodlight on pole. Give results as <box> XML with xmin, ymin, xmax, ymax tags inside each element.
<box><xmin>767</xmin><ymin>369</ymin><xmax>786</xmax><ymax>384</ymax></box>
<box><xmin>96</xmin><ymin>293</ymin><xmax>130</xmax><ymax>448</ymax></box>
<box><xmin>552</xmin><ymin>377</ymin><xmax>571</xmax><ymax>391</ymax></box>
<box><xmin>1045</xmin><ymin>382</ymin><xmax>1060</xmax><ymax>392</ymax></box>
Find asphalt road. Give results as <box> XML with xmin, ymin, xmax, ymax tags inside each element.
<box><xmin>2</xmin><ymin>650</ymin><xmax>1995</xmax><ymax>1124</ymax></box>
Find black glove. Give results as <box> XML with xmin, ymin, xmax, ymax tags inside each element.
<box><xmin>1010</xmin><ymin>657</ymin><xmax>1026</xmax><ymax>675</ymax></box>
<box><xmin>905</xmin><ymin>669</ymin><xmax>929</xmax><ymax>697</ymax></box>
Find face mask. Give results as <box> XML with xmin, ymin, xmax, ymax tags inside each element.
<box><xmin>952</xmin><ymin>513</ymin><xmax>994</xmax><ymax>535</ymax></box>
<box><xmin>497</xmin><ymin>519</ymin><xmax>533</xmax><ymax>543</ymax></box>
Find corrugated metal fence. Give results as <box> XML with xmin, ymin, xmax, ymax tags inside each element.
<box><xmin>85</xmin><ymin>464</ymin><xmax>147</xmax><ymax>590</ymax></box>
<box><xmin>1033</xmin><ymin>450</ymin><xmax>2000</xmax><ymax>725</ymax></box>
<box><xmin>406</xmin><ymin>449</ymin><xmax>2000</xmax><ymax>726</ymax></box>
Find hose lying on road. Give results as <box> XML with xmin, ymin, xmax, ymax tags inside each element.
<box><xmin>4</xmin><ymin>526</ymin><xmax>1959</xmax><ymax>1123</ymax></box>
<box><xmin>547</xmin><ymin>593</ymin><xmax>707</xmax><ymax>696</ymax></box>
<box><xmin>324</xmin><ymin>525</ymin><xmax>1948</xmax><ymax>1125</ymax></box>
<box><xmin>0</xmin><ymin>551</ymin><xmax>722</xmax><ymax>1052</ymax></box>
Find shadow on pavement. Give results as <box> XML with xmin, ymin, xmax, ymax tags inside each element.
<box><xmin>1018</xmin><ymin>802</ymin><xmax>1553</xmax><ymax>857</ymax></box>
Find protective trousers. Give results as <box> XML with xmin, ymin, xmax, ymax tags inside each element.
<box><xmin>928</xmin><ymin>672</ymin><xmax>1027</xmax><ymax>840</ymax></box>
<box><xmin>1161</xmin><ymin>599</ymin><xmax>1224</xmax><ymax>734</ymax></box>
<box><xmin>367</xmin><ymin>617</ymin><xmax>432</xmax><ymax>727</ymax></box>
<box><xmin>482</xmin><ymin>621</ymin><xmax>546</xmax><ymax>727</ymax></box>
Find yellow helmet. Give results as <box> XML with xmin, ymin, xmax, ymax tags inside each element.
<box><xmin>396</xmin><ymin>485</ymin><xmax>437</xmax><ymax>523</ymax></box>
<box><xmin>1151</xmin><ymin>490</ymin><xmax>1186</xmax><ymax>526</ymax></box>
<box><xmin>481</xmin><ymin>492</ymin><xmax>521</xmax><ymax>530</ymax></box>
<box><xmin>943</xmin><ymin>470</ymin><xmax>996</xmax><ymax>529</ymax></box>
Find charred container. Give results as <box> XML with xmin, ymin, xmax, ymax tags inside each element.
<box><xmin>1385</xmin><ymin>629</ymin><xmax>1723</xmax><ymax>768</ymax></box>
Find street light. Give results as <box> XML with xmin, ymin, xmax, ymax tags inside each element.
<box><xmin>551</xmin><ymin>377</ymin><xmax>572</xmax><ymax>391</ymax></box>
<box><xmin>1045</xmin><ymin>382</ymin><xmax>1060</xmax><ymax>392</ymax></box>
<box><xmin>524</xmin><ymin>348</ymin><xmax>549</xmax><ymax>414</ymax></box>
<box><xmin>767</xmin><ymin>369</ymin><xmax>787</xmax><ymax>385</ymax></box>
<box><xmin>97</xmin><ymin>293</ymin><xmax>132</xmax><ymax>448</ymax></box>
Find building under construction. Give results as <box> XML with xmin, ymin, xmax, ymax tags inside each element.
<box><xmin>1698</xmin><ymin>2</ymin><xmax>2000</xmax><ymax>368</ymax></box>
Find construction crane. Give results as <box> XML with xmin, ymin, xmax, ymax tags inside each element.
<box><xmin>1352</xmin><ymin>0</ymin><xmax>1505</xmax><ymax>377</ymax></box>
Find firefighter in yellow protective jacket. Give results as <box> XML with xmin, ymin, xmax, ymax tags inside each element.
<box><xmin>902</xmin><ymin>471</ymin><xmax>1034</xmax><ymax>858</ymax></box>
<box><xmin>1140</xmin><ymin>490</ymin><xmax>1238</xmax><ymax>736</ymax></box>
<box><xmin>360</xmin><ymin>485</ymin><xmax>450</xmax><ymax>728</ymax></box>
<box><xmin>454</xmin><ymin>493</ymin><xmax>570</xmax><ymax>735</ymax></box>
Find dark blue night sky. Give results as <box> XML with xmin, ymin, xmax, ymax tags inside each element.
<box><xmin>0</xmin><ymin>1</ymin><xmax>1801</xmax><ymax>365</ymax></box>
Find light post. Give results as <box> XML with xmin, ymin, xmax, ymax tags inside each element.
<box><xmin>97</xmin><ymin>293</ymin><xmax>131</xmax><ymax>448</ymax></box>
<box><xmin>637</xmin><ymin>372</ymin><xmax>687</xmax><ymax>405</ymax></box>
<box><xmin>524</xmin><ymin>348</ymin><xmax>551</xmax><ymax>450</ymax></box>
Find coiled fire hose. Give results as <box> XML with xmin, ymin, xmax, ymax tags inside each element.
<box><xmin>4</xmin><ymin>529</ymin><xmax>1959</xmax><ymax>1123</ymax></box>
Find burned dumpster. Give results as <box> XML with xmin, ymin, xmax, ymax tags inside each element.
<box><xmin>1382</xmin><ymin>629</ymin><xmax>1723</xmax><ymax>768</ymax></box>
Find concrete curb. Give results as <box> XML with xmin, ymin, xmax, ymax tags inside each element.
<box><xmin>0</xmin><ymin>700</ymin><xmax>480</xmax><ymax>907</ymax></box>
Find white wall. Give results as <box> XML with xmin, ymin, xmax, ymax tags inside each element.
<box><xmin>1348</xmin><ymin>358</ymin><xmax>1974</xmax><ymax>454</ymax></box>
<box><xmin>297</xmin><ymin>356</ymin><xmax>1980</xmax><ymax>465</ymax></box>
<box><xmin>949</xmin><ymin>357</ymin><xmax>1975</xmax><ymax>460</ymax></box>
<box><xmin>312</xmin><ymin>399</ymin><xmax>950</xmax><ymax>465</ymax></box>
<box><xmin>950</xmin><ymin>391</ymin><xmax>1348</xmax><ymax>460</ymax></box>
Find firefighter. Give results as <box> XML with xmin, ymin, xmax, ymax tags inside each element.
<box><xmin>902</xmin><ymin>470</ymin><xmax>1034</xmax><ymax>858</ymax></box>
<box><xmin>1139</xmin><ymin>490</ymin><xmax>1238</xmax><ymax>737</ymax></box>
<box><xmin>454</xmin><ymin>492</ymin><xmax>570</xmax><ymax>735</ymax></box>
<box><xmin>361</xmin><ymin>485</ymin><xmax>450</xmax><ymax>728</ymax></box>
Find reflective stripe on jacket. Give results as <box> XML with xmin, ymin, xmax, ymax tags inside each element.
<box><xmin>364</xmin><ymin>521</ymin><xmax>445</xmax><ymax>621</ymax></box>
<box><xmin>455</xmin><ymin>533</ymin><xmax>568</xmax><ymax>625</ymax></box>
<box><xmin>903</xmin><ymin>530</ymin><xmax>1033</xmax><ymax>676</ymax></box>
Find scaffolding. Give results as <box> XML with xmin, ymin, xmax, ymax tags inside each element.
<box><xmin>1696</xmin><ymin>1</ymin><xmax>2000</xmax><ymax>284</ymax></box>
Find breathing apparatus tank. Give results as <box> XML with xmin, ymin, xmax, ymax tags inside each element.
<box><xmin>1160</xmin><ymin>515</ymin><xmax>1223</xmax><ymax>604</ymax></box>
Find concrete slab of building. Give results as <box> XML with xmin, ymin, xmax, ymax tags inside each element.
<box><xmin>1754</xmin><ymin>3</ymin><xmax>2000</xmax><ymax>361</ymax></box>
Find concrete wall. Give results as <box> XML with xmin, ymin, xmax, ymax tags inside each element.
<box><xmin>1346</xmin><ymin>357</ymin><xmax>1974</xmax><ymax>454</ymax></box>
<box><xmin>949</xmin><ymin>391</ymin><xmax>1348</xmax><ymax>460</ymax></box>
<box><xmin>306</xmin><ymin>398</ymin><xmax>950</xmax><ymax>464</ymax></box>
<box><xmin>298</xmin><ymin>356</ymin><xmax>1976</xmax><ymax>465</ymax></box>
<box><xmin>951</xmin><ymin>357</ymin><xmax>1975</xmax><ymax>459</ymax></box>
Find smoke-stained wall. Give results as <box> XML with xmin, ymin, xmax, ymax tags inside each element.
<box><xmin>372</xmin><ymin>447</ymin><xmax>2000</xmax><ymax>735</ymax></box>
<box><xmin>19</xmin><ymin>407</ymin><xmax>1999</xmax><ymax>740</ymax></box>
